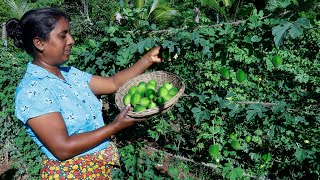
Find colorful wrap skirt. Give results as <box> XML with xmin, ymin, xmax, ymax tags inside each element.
<box><xmin>40</xmin><ymin>142</ymin><xmax>120</xmax><ymax>180</ymax></box>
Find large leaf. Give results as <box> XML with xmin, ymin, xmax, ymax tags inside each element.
<box><xmin>5</xmin><ymin>0</ymin><xmax>32</xmax><ymax>19</ymax></box>
<box><xmin>191</xmin><ymin>107</ymin><xmax>210</xmax><ymax>125</ymax></box>
<box><xmin>289</xmin><ymin>18</ymin><xmax>312</xmax><ymax>39</ymax></box>
<box><xmin>272</xmin><ymin>20</ymin><xmax>291</xmax><ymax>48</ymax></box>
<box><xmin>137</xmin><ymin>38</ymin><xmax>156</xmax><ymax>54</ymax></box>
<box><xmin>266</xmin><ymin>0</ymin><xmax>291</xmax><ymax>12</ymax></box>
<box><xmin>115</xmin><ymin>46</ymin><xmax>136</xmax><ymax>66</ymax></box>
<box><xmin>148</xmin><ymin>0</ymin><xmax>159</xmax><ymax>18</ymax></box>
<box><xmin>246</xmin><ymin>104</ymin><xmax>268</xmax><ymax>121</ymax></box>
<box><xmin>272</xmin><ymin>18</ymin><xmax>312</xmax><ymax>47</ymax></box>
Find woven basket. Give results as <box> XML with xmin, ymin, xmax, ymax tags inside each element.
<box><xmin>115</xmin><ymin>71</ymin><xmax>185</xmax><ymax>118</ymax></box>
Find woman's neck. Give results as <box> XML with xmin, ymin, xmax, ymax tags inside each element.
<box><xmin>32</xmin><ymin>59</ymin><xmax>66</xmax><ymax>80</ymax></box>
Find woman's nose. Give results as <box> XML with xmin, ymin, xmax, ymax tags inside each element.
<box><xmin>67</xmin><ymin>34</ymin><xmax>75</xmax><ymax>46</ymax></box>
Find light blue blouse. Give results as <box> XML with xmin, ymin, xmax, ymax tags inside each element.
<box><xmin>15</xmin><ymin>62</ymin><xmax>110</xmax><ymax>160</ymax></box>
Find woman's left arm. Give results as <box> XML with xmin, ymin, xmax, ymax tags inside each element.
<box><xmin>89</xmin><ymin>46</ymin><xmax>162</xmax><ymax>95</ymax></box>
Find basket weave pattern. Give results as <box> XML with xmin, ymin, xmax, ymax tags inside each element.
<box><xmin>115</xmin><ymin>71</ymin><xmax>185</xmax><ymax>118</ymax></box>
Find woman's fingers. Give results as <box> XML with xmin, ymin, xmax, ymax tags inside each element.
<box><xmin>148</xmin><ymin>46</ymin><xmax>162</xmax><ymax>63</ymax></box>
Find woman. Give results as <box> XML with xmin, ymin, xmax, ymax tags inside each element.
<box><xmin>6</xmin><ymin>7</ymin><xmax>162</xmax><ymax>179</ymax></box>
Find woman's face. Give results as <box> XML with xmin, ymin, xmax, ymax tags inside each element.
<box><xmin>41</xmin><ymin>17</ymin><xmax>74</xmax><ymax>65</ymax></box>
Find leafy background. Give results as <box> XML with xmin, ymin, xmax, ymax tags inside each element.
<box><xmin>0</xmin><ymin>0</ymin><xmax>319</xmax><ymax>179</ymax></box>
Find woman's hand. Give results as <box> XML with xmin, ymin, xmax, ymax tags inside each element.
<box><xmin>111</xmin><ymin>105</ymin><xmax>147</xmax><ymax>131</ymax></box>
<box><xmin>143</xmin><ymin>46</ymin><xmax>162</xmax><ymax>64</ymax></box>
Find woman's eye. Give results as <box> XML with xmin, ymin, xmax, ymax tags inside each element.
<box><xmin>60</xmin><ymin>33</ymin><xmax>66</xmax><ymax>38</ymax></box>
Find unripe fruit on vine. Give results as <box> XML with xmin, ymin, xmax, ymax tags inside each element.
<box><xmin>272</xmin><ymin>54</ymin><xmax>283</xmax><ymax>67</ymax></box>
<box><xmin>229</xmin><ymin>133</ymin><xmax>236</xmax><ymax>140</ymax></box>
<box><xmin>236</xmin><ymin>69</ymin><xmax>247</xmax><ymax>83</ymax></box>
<box><xmin>231</xmin><ymin>140</ymin><xmax>241</xmax><ymax>150</ymax></box>
<box><xmin>245</xmin><ymin>135</ymin><xmax>252</xmax><ymax>143</ymax></box>
<box><xmin>220</xmin><ymin>67</ymin><xmax>230</xmax><ymax>78</ymax></box>
<box><xmin>162</xmin><ymin>48</ymin><xmax>170</xmax><ymax>61</ymax></box>
<box><xmin>262</xmin><ymin>152</ymin><xmax>271</xmax><ymax>162</ymax></box>
<box><xmin>208</xmin><ymin>144</ymin><xmax>219</xmax><ymax>158</ymax></box>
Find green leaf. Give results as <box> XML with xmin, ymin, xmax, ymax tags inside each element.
<box><xmin>161</xmin><ymin>40</ymin><xmax>177</xmax><ymax>52</ymax></box>
<box><xmin>191</xmin><ymin>107</ymin><xmax>210</xmax><ymax>125</ymax></box>
<box><xmin>168</xmin><ymin>166</ymin><xmax>179</xmax><ymax>178</ymax></box>
<box><xmin>272</xmin><ymin>101</ymin><xmax>287</xmax><ymax>113</ymax></box>
<box><xmin>266</xmin><ymin>0</ymin><xmax>291</xmax><ymax>12</ymax></box>
<box><xmin>262</xmin><ymin>152</ymin><xmax>272</xmax><ymax>162</ymax></box>
<box><xmin>248</xmin><ymin>9</ymin><xmax>264</xmax><ymax>29</ymax></box>
<box><xmin>190</xmin><ymin>92</ymin><xmax>209</xmax><ymax>103</ymax></box>
<box><xmin>246</xmin><ymin>104</ymin><xmax>268</xmax><ymax>120</ymax></box>
<box><xmin>293</xmin><ymin>18</ymin><xmax>312</xmax><ymax>29</ymax></box>
<box><xmin>210</xmin><ymin>94</ymin><xmax>223</xmax><ymax>103</ymax></box>
<box><xmin>228</xmin><ymin>104</ymin><xmax>240</xmax><ymax>117</ymax></box>
<box><xmin>251</xmin><ymin>35</ymin><xmax>262</xmax><ymax>42</ymax></box>
<box><xmin>272</xmin><ymin>21</ymin><xmax>291</xmax><ymax>47</ymax></box>
<box><xmin>229</xmin><ymin>167</ymin><xmax>244</xmax><ymax>180</ymax></box>
<box><xmin>295</xmin><ymin>148</ymin><xmax>306</xmax><ymax>162</ymax></box>
<box><xmin>272</xmin><ymin>18</ymin><xmax>312</xmax><ymax>47</ymax></box>
<box><xmin>137</xmin><ymin>38</ymin><xmax>156</xmax><ymax>54</ymax></box>
<box><xmin>294</xmin><ymin>116</ymin><xmax>309</xmax><ymax>125</ymax></box>
<box><xmin>289</xmin><ymin>18</ymin><xmax>312</xmax><ymax>39</ymax></box>
<box><xmin>116</xmin><ymin>47</ymin><xmax>135</xmax><ymax>66</ymax></box>
<box><xmin>294</xmin><ymin>73</ymin><xmax>310</xmax><ymax>83</ymax></box>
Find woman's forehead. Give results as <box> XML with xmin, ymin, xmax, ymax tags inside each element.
<box><xmin>52</xmin><ymin>18</ymin><xmax>70</xmax><ymax>31</ymax></box>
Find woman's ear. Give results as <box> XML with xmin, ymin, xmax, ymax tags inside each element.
<box><xmin>33</xmin><ymin>37</ymin><xmax>45</xmax><ymax>52</ymax></box>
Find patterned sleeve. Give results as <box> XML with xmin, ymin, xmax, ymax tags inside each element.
<box><xmin>69</xmin><ymin>67</ymin><xmax>93</xmax><ymax>84</ymax></box>
<box><xmin>15</xmin><ymin>82</ymin><xmax>60</xmax><ymax>124</ymax></box>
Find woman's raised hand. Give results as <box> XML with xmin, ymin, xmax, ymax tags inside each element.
<box><xmin>143</xmin><ymin>46</ymin><xmax>162</xmax><ymax>63</ymax></box>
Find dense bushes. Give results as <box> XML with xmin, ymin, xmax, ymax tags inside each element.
<box><xmin>0</xmin><ymin>0</ymin><xmax>319</xmax><ymax>179</ymax></box>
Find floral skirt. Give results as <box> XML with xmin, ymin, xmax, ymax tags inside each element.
<box><xmin>40</xmin><ymin>142</ymin><xmax>120</xmax><ymax>180</ymax></box>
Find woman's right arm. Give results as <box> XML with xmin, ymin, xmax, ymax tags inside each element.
<box><xmin>27</xmin><ymin>105</ymin><xmax>141</xmax><ymax>161</ymax></box>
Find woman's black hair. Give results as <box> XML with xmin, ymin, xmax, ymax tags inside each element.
<box><xmin>6</xmin><ymin>8</ymin><xmax>70</xmax><ymax>56</ymax></box>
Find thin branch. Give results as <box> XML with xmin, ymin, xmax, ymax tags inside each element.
<box><xmin>125</xmin><ymin>7</ymin><xmax>307</xmax><ymax>35</ymax></box>
<box><xmin>126</xmin><ymin>11</ymin><xmax>275</xmax><ymax>35</ymax></box>
<box><xmin>145</xmin><ymin>147</ymin><xmax>258</xmax><ymax>179</ymax></box>
<box><xmin>236</xmin><ymin>101</ymin><xmax>277</xmax><ymax>107</ymax></box>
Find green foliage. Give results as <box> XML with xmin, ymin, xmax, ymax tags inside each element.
<box><xmin>0</xmin><ymin>0</ymin><xmax>64</xmax><ymax>21</ymax></box>
<box><xmin>272</xmin><ymin>18</ymin><xmax>312</xmax><ymax>47</ymax></box>
<box><xmin>3</xmin><ymin>0</ymin><xmax>32</xmax><ymax>19</ymax></box>
<box><xmin>198</xmin><ymin>0</ymin><xmax>235</xmax><ymax>20</ymax></box>
<box><xmin>0</xmin><ymin>1</ymin><xmax>11</xmax><ymax>22</ymax></box>
<box><xmin>0</xmin><ymin>47</ymin><xmax>43</xmax><ymax>179</ymax></box>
